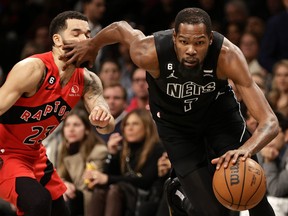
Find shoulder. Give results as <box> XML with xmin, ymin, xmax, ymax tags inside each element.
<box><xmin>216</xmin><ymin>38</ymin><xmax>247</xmax><ymax>79</ymax></box>
<box><xmin>9</xmin><ymin>58</ymin><xmax>45</xmax><ymax>83</ymax></box>
<box><xmin>83</xmin><ymin>69</ymin><xmax>103</xmax><ymax>89</ymax></box>
<box><xmin>83</xmin><ymin>68</ymin><xmax>99</xmax><ymax>80</ymax></box>
<box><xmin>219</xmin><ymin>38</ymin><xmax>243</xmax><ymax>62</ymax></box>
<box><xmin>16</xmin><ymin>57</ymin><xmax>45</xmax><ymax>72</ymax></box>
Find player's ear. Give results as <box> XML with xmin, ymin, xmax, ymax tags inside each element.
<box><xmin>172</xmin><ymin>29</ymin><xmax>176</xmax><ymax>44</ymax></box>
<box><xmin>209</xmin><ymin>32</ymin><xmax>213</xmax><ymax>45</ymax></box>
<box><xmin>53</xmin><ymin>34</ymin><xmax>62</xmax><ymax>47</ymax></box>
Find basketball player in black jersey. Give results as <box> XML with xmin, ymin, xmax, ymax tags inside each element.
<box><xmin>61</xmin><ymin>7</ymin><xmax>278</xmax><ymax>216</ymax></box>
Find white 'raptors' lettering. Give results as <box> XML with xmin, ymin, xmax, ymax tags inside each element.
<box><xmin>20</xmin><ymin>101</ymin><xmax>68</xmax><ymax>122</ymax></box>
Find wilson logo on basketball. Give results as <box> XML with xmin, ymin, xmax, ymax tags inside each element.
<box><xmin>230</xmin><ymin>160</ymin><xmax>240</xmax><ymax>186</ymax></box>
<box><xmin>69</xmin><ymin>85</ymin><xmax>80</xmax><ymax>97</ymax></box>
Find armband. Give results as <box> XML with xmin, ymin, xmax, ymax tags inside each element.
<box><xmin>95</xmin><ymin>125</ymin><xmax>107</xmax><ymax>129</ymax></box>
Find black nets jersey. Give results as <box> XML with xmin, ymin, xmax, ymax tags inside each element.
<box><xmin>147</xmin><ymin>30</ymin><xmax>233</xmax><ymax>128</ymax></box>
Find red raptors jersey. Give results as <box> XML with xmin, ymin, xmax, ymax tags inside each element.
<box><xmin>0</xmin><ymin>51</ymin><xmax>85</xmax><ymax>159</ymax></box>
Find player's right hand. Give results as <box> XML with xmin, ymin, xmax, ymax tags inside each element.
<box><xmin>89</xmin><ymin>105</ymin><xmax>111</xmax><ymax>128</ymax></box>
<box><xmin>59</xmin><ymin>39</ymin><xmax>98</xmax><ymax>69</ymax></box>
<box><xmin>211</xmin><ymin>149</ymin><xmax>251</xmax><ymax>170</ymax></box>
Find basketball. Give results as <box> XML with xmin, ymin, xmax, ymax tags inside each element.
<box><xmin>212</xmin><ymin>157</ymin><xmax>266</xmax><ymax>211</ymax></box>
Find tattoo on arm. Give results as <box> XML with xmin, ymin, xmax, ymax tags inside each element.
<box><xmin>83</xmin><ymin>72</ymin><xmax>101</xmax><ymax>98</ymax></box>
<box><xmin>83</xmin><ymin>70</ymin><xmax>107</xmax><ymax>112</ymax></box>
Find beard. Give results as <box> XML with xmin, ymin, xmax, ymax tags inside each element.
<box><xmin>178</xmin><ymin>60</ymin><xmax>202</xmax><ymax>79</ymax></box>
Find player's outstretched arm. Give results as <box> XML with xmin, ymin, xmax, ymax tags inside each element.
<box><xmin>60</xmin><ymin>21</ymin><xmax>158</xmax><ymax>75</ymax></box>
<box><xmin>0</xmin><ymin>58</ymin><xmax>45</xmax><ymax>116</ymax></box>
<box><xmin>211</xmin><ymin>39</ymin><xmax>278</xmax><ymax>169</ymax></box>
<box><xmin>82</xmin><ymin>69</ymin><xmax>115</xmax><ymax>134</ymax></box>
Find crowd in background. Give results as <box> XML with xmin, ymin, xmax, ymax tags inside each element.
<box><xmin>1</xmin><ymin>0</ymin><xmax>288</xmax><ymax>215</ymax></box>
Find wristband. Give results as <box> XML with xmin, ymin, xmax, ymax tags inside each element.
<box><xmin>95</xmin><ymin>125</ymin><xmax>107</xmax><ymax>129</ymax></box>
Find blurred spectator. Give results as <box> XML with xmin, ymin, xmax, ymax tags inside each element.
<box><xmin>244</xmin><ymin>16</ymin><xmax>266</xmax><ymax>39</ymax></box>
<box><xmin>97</xmin><ymin>83</ymin><xmax>128</xmax><ymax>142</ymax></box>
<box><xmin>251</xmin><ymin>72</ymin><xmax>268</xmax><ymax>96</ymax></box>
<box><xmin>84</xmin><ymin>109</ymin><xmax>165</xmax><ymax>216</ymax></box>
<box><xmin>20</xmin><ymin>41</ymin><xmax>46</xmax><ymax>60</ymax></box>
<box><xmin>141</xmin><ymin>0</ymin><xmax>179</xmax><ymax>35</ymax></box>
<box><xmin>239</xmin><ymin>31</ymin><xmax>267</xmax><ymax>75</ymax></box>
<box><xmin>81</xmin><ymin>0</ymin><xmax>106</xmax><ymax>36</ymax></box>
<box><xmin>267</xmin><ymin>59</ymin><xmax>288</xmax><ymax>118</ymax></box>
<box><xmin>33</xmin><ymin>25</ymin><xmax>51</xmax><ymax>51</ymax></box>
<box><xmin>57</xmin><ymin>109</ymin><xmax>108</xmax><ymax>216</ymax></box>
<box><xmin>197</xmin><ymin>0</ymin><xmax>224</xmax><ymax>31</ymax></box>
<box><xmin>265</xmin><ymin>0</ymin><xmax>285</xmax><ymax>17</ymax></box>
<box><xmin>118</xmin><ymin>43</ymin><xmax>137</xmax><ymax>102</ymax></box>
<box><xmin>126</xmin><ymin>68</ymin><xmax>149</xmax><ymax>112</ymax></box>
<box><xmin>224</xmin><ymin>0</ymin><xmax>249</xmax><ymax>26</ymax></box>
<box><xmin>258</xmin><ymin>0</ymin><xmax>288</xmax><ymax>73</ymax></box>
<box><xmin>98</xmin><ymin>58</ymin><xmax>121</xmax><ymax>88</ymax></box>
<box><xmin>225</xmin><ymin>22</ymin><xmax>244</xmax><ymax>46</ymax></box>
<box><xmin>80</xmin><ymin>0</ymin><xmax>106</xmax><ymax>72</ymax></box>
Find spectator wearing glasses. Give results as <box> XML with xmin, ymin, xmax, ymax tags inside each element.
<box><xmin>126</xmin><ymin>67</ymin><xmax>149</xmax><ymax>112</ymax></box>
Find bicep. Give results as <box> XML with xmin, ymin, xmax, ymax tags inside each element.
<box><xmin>220</xmin><ymin>43</ymin><xmax>273</xmax><ymax>121</ymax></box>
<box><xmin>129</xmin><ymin>36</ymin><xmax>159</xmax><ymax>74</ymax></box>
<box><xmin>0</xmin><ymin>59</ymin><xmax>43</xmax><ymax>115</ymax></box>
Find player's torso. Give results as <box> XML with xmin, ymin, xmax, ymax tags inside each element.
<box><xmin>0</xmin><ymin>52</ymin><xmax>84</xmax><ymax>155</ymax></box>
<box><xmin>148</xmin><ymin>30</ymin><xmax>229</xmax><ymax>126</ymax></box>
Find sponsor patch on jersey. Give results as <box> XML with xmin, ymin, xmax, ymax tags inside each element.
<box><xmin>69</xmin><ymin>84</ymin><xmax>80</xmax><ymax>96</ymax></box>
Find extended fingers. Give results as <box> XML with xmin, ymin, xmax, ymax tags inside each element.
<box><xmin>89</xmin><ymin>108</ymin><xmax>110</xmax><ymax>122</ymax></box>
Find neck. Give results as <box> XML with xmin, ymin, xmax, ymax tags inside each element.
<box><xmin>52</xmin><ymin>47</ymin><xmax>76</xmax><ymax>87</ymax></box>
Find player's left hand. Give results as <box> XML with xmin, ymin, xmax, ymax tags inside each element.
<box><xmin>89</xmin><ymin>105</ymin><xmax>111</xmax><ymax>128</ymax></box>
<box><xmin>211</xmin><ymin>149</ymin><xmax>252</xmax><ymax>170</ymax></box>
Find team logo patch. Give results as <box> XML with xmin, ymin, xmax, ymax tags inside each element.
<box><xmin>71</xmin><ymin>85</ymin><xmax>79</xmax><ymax>93</ymax></box>
<box><xmin>69</xmin><ymin>85</ymin><xmax>80</xmax><ymax>96</ymax></box>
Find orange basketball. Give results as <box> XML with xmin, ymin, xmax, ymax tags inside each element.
<box><xmin>212</xmin><ymin>157</ymin><xmax>266</xmax><ymax>211</ymax></box>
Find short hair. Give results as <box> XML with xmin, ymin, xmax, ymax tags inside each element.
<box><xmin>174</xmin><ymin>8</ymin><xmax>212</xmax><ymax>35</ymax></box>
<box><xmin>104</xmin><ymin>83</ymin><xmax>128</xmax><ymax>101</ymax></box>
<box><xmin>99</xmin><ymin>58</ymin><xmax>121</xmax><ymax>72</ymax></box>
<box><xmin>49</xmin><ymin>11</ymin><xmax>88</xmax><ymax>39</ymax></box>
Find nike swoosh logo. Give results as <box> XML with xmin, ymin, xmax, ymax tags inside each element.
<box><xmin>45</xmin><ymin>86</ymin><xmax>55</xmax><ymax>90</ymax></box>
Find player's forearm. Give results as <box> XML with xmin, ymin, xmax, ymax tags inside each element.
<box><xmin>240</xmin><ymin>117</ymin><xmax>279</xmax><ymax>155</ymax></box>
<box><xmin>91</xmin><ymin>21</ymin><xmax>141</xmax><ymax>50</ymax></box>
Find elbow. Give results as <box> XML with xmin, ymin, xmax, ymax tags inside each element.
<box><xmin>270</xmin><ymin>115</ymin><xmax>279</xmax><ymax>138</ymax></box>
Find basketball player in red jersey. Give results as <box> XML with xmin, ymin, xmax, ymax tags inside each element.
<box><xmin>61</xmin><ymin>8</ymin><xmax>277</xmax><ymax>216</ymax></box>
<box><xmin>0</xmin><ymin>11</ymin><xmax>114</xmax><ymax>216</ymax></box>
